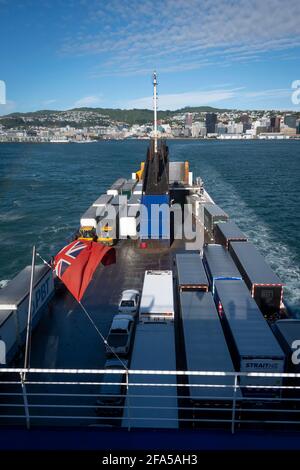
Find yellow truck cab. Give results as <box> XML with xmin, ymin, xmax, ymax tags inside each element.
<box><xmin>78</xmin><ymin>205</ymin><xmax>99</xmax><ymax>242</ymax></box>
<box><xmin>77</xmin><ymin>225</ymin><xmax>97</xmax><ymax>242</ymax></box>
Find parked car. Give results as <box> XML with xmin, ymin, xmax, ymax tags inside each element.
<box><xmin>118</xmin><ymin>289</ymin><xmax>140</xmax><ymax>315</ymax></box>
<box><xmin>96</xmin><ymin>358</ymin><xmax>128</xmax><ymax>418</ymax></box>
<box><xmin>106</xmin><ymin>314</ymin><xmax>134</xmax><ymax>356</ymax></box>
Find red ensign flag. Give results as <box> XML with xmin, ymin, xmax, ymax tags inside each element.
<box><xmin>54</xmin><ymin>240</ymin><xmax>115</xmax><ymax>301</ymax></box>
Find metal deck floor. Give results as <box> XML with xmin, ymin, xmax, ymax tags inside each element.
<box><xmin>29</xmin><ymin>238</ymin><xmax>187</xmax><ymax>369</ymax></box>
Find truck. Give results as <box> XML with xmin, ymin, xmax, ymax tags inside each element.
<box><xmin>203</xmin><ymin>244</ymin><xmax>242</xmax><ymax>293</ymax></box>
<box><xmin>92</xmin><ymin>194</ymin><xmax>113</xmax><ymax>208</ymax></box>
<box><xmin>132</xmin><ymin>182</ymin><xmax>143</xmax><ymax>195</ymax></box>
<box><xmin>106</xmin><ymin>178</ymin><xmax>126</xmax><ymax>196</ymax></box>
<box><xmin>78</xmin><ymin>205</ymin><xmax>106</xmax><ymax>241</ymax></box>
<box><xmin>97</xmin><ymin>206</ymin><xmax>120</xmax><ymax>246</ymax></box>
<box><xmin>229</xmin><ymin>241</ymin><xmax>283</xmax><ymax>314</ymax></box>
<box><xmin>127</xmin><ymin>194</ymin><xmax>141</xmax><ymax>208</ymax></box>
<box><xmin>0</xmin><ymin>265</ymin><xmax>54</xmax><ymax>363</ymax></box>
<box><xmin>121</xmin><ymin>179</ymin><xmax>137</xmax><ymax>198</ymax></box>
<box><xmin>203</xmin><ymin>203</ymin><xmax>228</xmax><ymax>239</ymax></box>
<box><xmin>179</xmin><ymin>291</ymin><xmax>240</xmax><ymax>416</ymax></box>
<box><xmin>214</xmin><ymin>221</ymin><xmax>248</xmax><ymax>249</ymax></box>
<box><xmin>214</xmin><ymin>279</ymin><xmax>285</xmax><ymax>397</ymax></box>
<box><xmin>139</xmin><ymin>270</ymin><xmax>174</xmax><ymax>322</ymax></box>
<box><xmin>122</xmin><ymin>322</ymin><xmax>178</xmax><ymax>429</ymax></box>
<box><xmin>175</xmin><ymin>253</ymin><xmax>209</xmax><ymax>292</ymax></box>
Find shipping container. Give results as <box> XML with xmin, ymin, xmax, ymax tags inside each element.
<box><xmin>0</xmin><ymin>265</ymin><xmax>54</xmax><ymax>361</ymax></box>
<box><xmin>133</xmin><ymin>182</ymin><xmax>143</xmax><ymax>195</ymax></box>
<box><xmin>119</xmin><ymin>216</ymin><xmax>138</xmax><ymax>238</ymax></box>
<box><xmin>0</xmin><ymin>310</ymin><xmax>18</xmax><ymax>364</ymax></box>
<box><xmin>214</xmin><ymin>221</ymin><xmax>248</xmax><ymax>249</ymax></box>
<box><xmin>175</xmin><ymin>253</ymin><xmax>209</xmax><ymax>292</ymax></box>
<box><xmin>92</xmin><ymin>194</ymin><xmax>113</xmax><ymax>207</ymax></box>
<box><xmin>121</xmin><ymin>179</ymin><xmax>137</xmax><ymax>197</ymax></box>
<box><xmin>110</xmin><ymin>195</ymin><xmax>127</xmax><ymax>206</ymax></box>
<box><xmin>107</xmin><ymin>178</ymin><xmax>126</xmax><ymax>196</ymax></box>
<box><xmin>214</xmin><ymin>279</ymin><xmax>285</xmax><ymax>396</ymax></box>
<box><xmin>203</xmin><ymin>203</ymin><xmax>228</xmax><ymax>236</ymax></box>
<box><xmin>80</xmin><ymin>205</ymin><xmax>98</xmax><ymax>228</ymax></box>
<box><xmin>169</xmin><ymin>161</ymin><xmax>187</xmax><ymax>185</ymax></box>
<box><xmin>140</xmin><ymin>194</ymin><xmax>170</xmax><ymax>240</ymax></box>
<box><xmin>229</xmin><ymin>241</ymin><xmax>283</xmax><ymax>314</ymax></box>
<box><xmin>179</xmin><ymin>291</ymin><xmax>239</xmax><ymax>403</ymax></box>
<box><xmin>139</xmin><ymin>270</ymin><xmax>174</xmax><ymax>322</ymax></box>
<box><xmin>128</xmin><ymin>194</ymin><xmax>141</xmax><ymax>207</ymax></box>
<box><xmin>122</xmin><ymin>322</ymin><xmax>178</xmax><ymax>429</ymax></box>
<box><xmin>203</xmin><ymin>244</ymin><xmax>242</xmax><ymax>293</ymax></box>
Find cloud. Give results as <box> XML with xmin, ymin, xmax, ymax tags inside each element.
<box><xmin>244</xmin><ymin>89</ymin><xmax>291</xmax><ymax>100</ymax></box>
<box><xmin>124</xmin><ymin>88</ymin><xmax>242</xmax><ymax>110</ymax></box>
<box><xmin>0</xmin><ymin>80</ymin><xmax>6</xmax><ymax>105</ymax></box>
<box><xmin>73</xmin><ymin>95</ymin><xmax>102</xmax><ymax>107</ymax></box>
<box><xmin>121</xmin><ymin>87</ymin><xmax>293</xmax><ymax>110</ymax></box>
<box><xmin>60</xmin><ymin>0</ymin><xmax>300</xmax><ymax>76</ymax></box>
<box><xmin>42</xmin><ymin>99</ymin><xmax>57</xmax><ymax>106</ymax></box>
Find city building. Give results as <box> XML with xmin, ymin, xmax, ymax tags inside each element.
<box><xmin>270</xmin><ymin>116</ymin><xmax>281</xmax><ymax>133</ymax></box>
<box><xmin>185</xmin><ymin>113</ymin><xmax>193</xmax><ymax>128</ymax></box>
<box><xmin>205</xmin><ymin>113</ymin><xmax>217</xmax><ymax>134</ymax></box>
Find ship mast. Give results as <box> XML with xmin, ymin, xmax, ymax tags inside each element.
<box><xmin>153</xmin><ymin>71</ymin><xmax>158</xmax><ymax>154</ymax></box>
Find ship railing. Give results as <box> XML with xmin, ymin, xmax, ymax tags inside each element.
<box><xmin>0</xmin><ymin>368</ymin><xmax>300</xmax><ymax>433</ymax></box>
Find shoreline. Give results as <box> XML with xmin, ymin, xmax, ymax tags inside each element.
<box><xmin>0</xmin><ymin>137</ymin><xmax>300</xmax><ymax>144</ymax></box>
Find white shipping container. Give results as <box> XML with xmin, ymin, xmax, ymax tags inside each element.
<box><xmin>16</xmin><ymin>268</ymin><xmax>54</xmax><ymax>336</ymax></box>
<box><xmin>80</xmin><ymin>218</ymin><xmax>97</xmax><ymax>228</ymax></box>
<box><xmin>0</xmin><ymin>310</ymin><xmax>18</xmax><ymax>363</ymax></box>
<box><xmin>119</xmin><ymin>216</ymin><xmax>137</xmax><ymax>237</ymax></box>
<box><xmin>139</xmin><ymin>270</ymin><xmax>174</xmax><ymax>322</ymax></box>
<box><xmin>106</xmin><ymin>189</ymin><xmax>119</xmax><ymax>196</ymax></box>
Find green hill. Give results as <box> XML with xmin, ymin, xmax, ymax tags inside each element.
<box><xmin>0</xmin><ymin>105</ymin><xmax>230</xmax><ymax>128</ymax></box>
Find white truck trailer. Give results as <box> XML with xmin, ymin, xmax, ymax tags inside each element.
<box><xmin>139</xmin><ymin>270</ymin><xmax>174</xmax><ymax>322</ymax></box>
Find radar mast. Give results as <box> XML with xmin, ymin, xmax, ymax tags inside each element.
<box><xmin>153</xmin><ymin>71</ymin><xmax>158</xmax><ymax>154</ymax></box>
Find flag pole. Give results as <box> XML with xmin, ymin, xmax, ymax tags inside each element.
<box><xmin>78</xmin><ymin>301</ymin><xmax>128</xmax><ymax>370</ymax></box>
<box><xmin>21</xmin><ymin>245</ymin><xmax>36</xmax><ymax>429</ymax></box>
<box><xmin>23</xmin><ymin>245</ymin><xmax>36</xmax><ymax>375</ymax></box>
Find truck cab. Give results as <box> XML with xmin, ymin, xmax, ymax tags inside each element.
<box><xmin>78</xmin><ymin>204</ymin><xmax>104</xmax><ymax>242</ymax></box>
<box><xmin>77</xmin><ymin>225</ymin><xmax>97</xmax><ymax>242</ymax></box>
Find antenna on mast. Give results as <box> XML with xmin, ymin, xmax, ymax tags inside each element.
<box><xmin>153</xmin><ymin>71</ymin><xmax>158</xmax><ymax>154</ymax></box>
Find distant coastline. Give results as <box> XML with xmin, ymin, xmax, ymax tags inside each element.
<box><xmin>1</xmin><ymin>136</ymin><xmax>300</xmax><ymax>144</ymax></box>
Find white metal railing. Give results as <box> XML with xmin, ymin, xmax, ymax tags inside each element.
<box><xmin>0</xmin><ymin>368</ymin><xmax>300</xmax><ymax>434</ymax></box>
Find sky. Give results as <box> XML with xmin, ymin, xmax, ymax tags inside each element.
<box><xmin>0</xmin><ymin>0</ymin><xmax>300</xmax><ymax>114</ymax></box>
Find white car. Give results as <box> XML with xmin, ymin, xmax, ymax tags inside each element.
<box><xmin>106</xmin><ymin>314</ymin><xmax>134</xmax><ymax>356</ymax></box>
<box><xmin>118</xmin><ymin>289</ymin><xmax>140</xmax><ymax>316</ymax></box>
